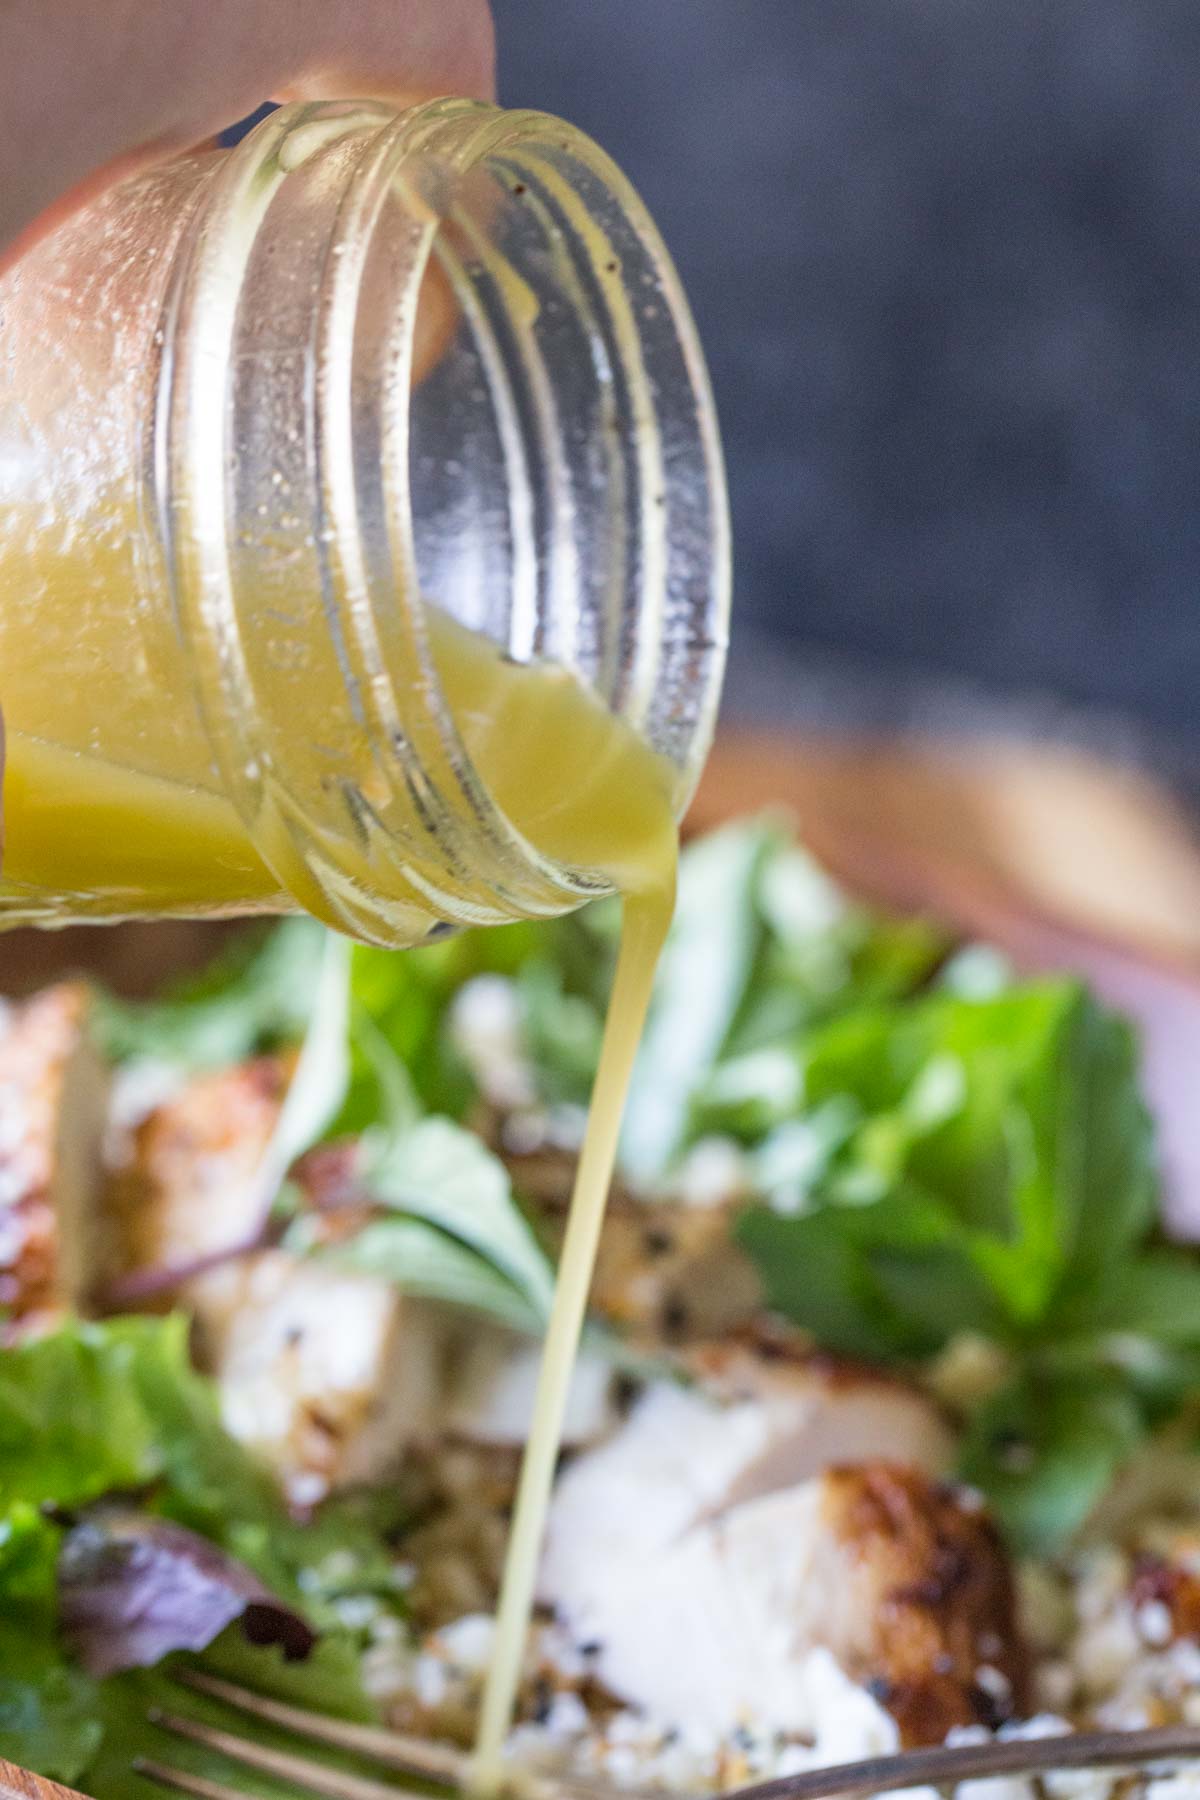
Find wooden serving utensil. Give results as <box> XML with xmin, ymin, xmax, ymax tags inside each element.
<box><xmin>0</xmin><ymin>1760</ymin><xmax>89</xmax><ymax>1800</ymax></box>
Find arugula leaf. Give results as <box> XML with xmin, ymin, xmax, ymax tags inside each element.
<box><xmin>738</xmin><ymin>1185</ymin><xmax>1005</xmax><ymax>1360</ymax></box>
<box><xmin>1059</xmin><ymin>1252</ymin><xmax>1200</xmax><ymax>1342</ymax></box>
<box><xmin>248</xmin><ymin>928</ymin><xmax>352</xmax><ymax>1203</ymax></box>
<box><xmin>345</xmin><ymin>922</ymin><xmax>545</xmax><ymax>1122</ymax></box>
<box><xmin>615</xmin><ymin>821</ymin><xmax>948</xmax><ymax>1185</ymax></box>
<box><xmin>726</xmin><ymin>843</ymin><xmax>947</xmax><ymax>1057</ymax></box>
<box><xmin>516</xmin><ymin>960</ymin><xmax>605</xmax><ymax>1108</ymax></box>
<box><xmin>369</xmin><ymin>1118</ymin><xmax>554</xmax><ymax>1314</ymax></box>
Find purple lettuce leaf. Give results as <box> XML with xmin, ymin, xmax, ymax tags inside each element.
<box><xmin>59</xmin><ymin>1511</ymin><xmax>316</xmax><ymax>1677</ymax></box>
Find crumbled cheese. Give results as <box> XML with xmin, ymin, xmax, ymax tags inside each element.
<box><xmin>1073</xmin><ymin>1611</ymin><xmax>1144</xmax><ymax>1696</ymax></box>
<box><xmin>1074</xmin><ymin>1548</ymin><xmax>1129</xmax><ymax>1623</ymax></box>
<box><xmin>1137</xmin><ymin>1600</ymin><xmax>1176</xmax><ymax>1648</ymax></box>
<box><xmin>450</xmin><ymin>977</ymin><xmax>536</xmax><ymax>1110</ymax></box>
<box><xmin>957</xmin><ymin>1778</ymin><xmax>1037</xmax><ymax>1800</ymax></box>
<box><xmin>797</xmin><ymin>1648</ymin><xmax>900</xmax><ymax>1764</ymax></box>
<box><xmin>432</xmin><ymin>1612</ymin><xmax>496</xmax><ymax>1675</ymax></box>
<box><xmin>997</xmin><ymin>1715</ymin><xmax>1073</xmax><ymax>1740</ymax></box>
<box><xmin>1144</xmin><ymin>1773</ymin><xmax>1200</xmax><ymax>1800</ymax></box>
<box><xmin>975</xmin><ymin>1664</ymin><xmax>1014</xmax><ymax>1707</ymax></box>
<box><xmin>665</xmin><ymin>1136</ymin><xmax>749</xmax><ymax>1209</ymax></box>
<box><xmin>1042</xmin><ymin>1770</ymin><xmax>1118</xmax><ymax>1800</ymax></box>
<box><xmin>1033</xmin><ymin>1659</ymin><xmax>1078</xmax><ymax>1714</ymax></box>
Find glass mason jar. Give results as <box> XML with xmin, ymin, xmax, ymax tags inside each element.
<box><xmin>0</xmin><ymin>98</ymin><xmax>728</xmax><ymax>945</ymax></box>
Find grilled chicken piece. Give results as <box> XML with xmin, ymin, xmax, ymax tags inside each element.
<box><xmin>544</xmin><ymin>1461</ymin><xmax>1020</xmax><ymax>1744</ymax></box>
<box><xmin>100</xmin><ymin>1059</ymin><xmax>441</xmax><ymax>1499</ymax></box>
<box><xmin>541</xmin><ymin>1336</ymin><xmax>955</xmax><ymax>1602</ymax></box>
<box><xmin>814</xmin><ymin>1465</ymin><xmax>1023</xmax><ymax>1740</ymax></box>
<box><xmin>1128</xmin><ymin>1549</ymin><xmax>1200</xmax><ymax>1645</ymax></box>
<box><xmin>587</xmin><ymin>1195</ymin><xmax>762</xmax><ymax>1344</ymax></box>
<box><xmin>539</xmin><ymin>1342</ymin><xmax>988</xmax><ymax>1741</ymax></box>
<box><xmin>516</xmin><ymin>1163</ymin><xmax>762</xmax><ymax>1345</ymax></box>
<box><xmin>100</xmin><ymin>1058</ymin><xmax>613</xmax><ymax>1492</ymax></box>
<box><xmin>196</xmin><ymin>1252</ymin><xmax>442</xmax><ymax>1505</ymax></box>
<box><xmin>99</xmin><ymin>1056</ymin><xmax>288</xmax><ymax>1300</ymax></box>
<box><xmin>0</xmin><ymin>983</ymin><xmax>108</xmax><ymax>1334</ymax></box>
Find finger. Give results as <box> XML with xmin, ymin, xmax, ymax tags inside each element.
<box><xmin>0</xmin><ymin>0</ymin><xmax>495</xmax><ymax>259</ymax></box>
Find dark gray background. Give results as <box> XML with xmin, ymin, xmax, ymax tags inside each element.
<box><xmin>493</xmin><ymin>1</ymin><xmax>1200</xmax><ymax>750</ymax></box>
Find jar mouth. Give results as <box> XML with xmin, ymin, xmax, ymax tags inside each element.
<box><xmin>163</xmin><ymin>99</ymin><xmax>728</xmax><ymax>944</ymax></box>
<box><xmin>399</xmin><ymin>102</ymin><xmax>730</xmax><ymax>829</ymax></box>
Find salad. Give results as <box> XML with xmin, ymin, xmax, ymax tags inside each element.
<box><xmin>2</xmin><ymin>816</ymin><xmax>1200</xmax><ymax>1798</ymax></box>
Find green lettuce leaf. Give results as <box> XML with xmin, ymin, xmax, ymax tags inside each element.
<box><xmin>0</xmin><ymin>1318</ymin><xmax>404</xmax><ymax>1798</ymax></box>
<box><xmin>0</xmin><ymin>1618</ymin><xmax>102</xmax><ymax>1785</ymax></box>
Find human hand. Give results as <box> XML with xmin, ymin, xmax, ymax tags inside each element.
<box><xmin>0</xmin><ymin>0</ymin><xmax>495</xmax><ymax>267</ymax></box>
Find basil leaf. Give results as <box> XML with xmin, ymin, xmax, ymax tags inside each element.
<box><xmin>959</xmin><ymin>1375</ymin><xmax>1143</xmax><ymax>1551</ymax></box>
<box><xmin>737</xmin><ymin>980</ymin><xmax>1157</xmax><ymax>1356</ymax></box>
<box><xmin>327</xmin><ymin>1217</ymin><xmax>544</xmax><ymax>1333</ymax></box>
<box><xmin>365</xmin><ymin>1117</ymin><xmax>554</xmax><ymax>1319</ymax></box>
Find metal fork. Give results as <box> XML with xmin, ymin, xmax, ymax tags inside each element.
<box><xmin>135</xmin><ymin>1670</ymin><xmax>1200</xmax><ymax>1800</ymax></box>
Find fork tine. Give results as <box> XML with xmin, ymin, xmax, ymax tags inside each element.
<box><xmin>148</xmin><ymin>1708</ymin><xmax>409</xmax><ymax>1800</ymax></box>
<box><xmin>134</xmin><ymin>1760</ymin><xmax>263</xmax><ymax>1800</ymax></box>
<box><xmin>172</xmin><ymin>1672</ymin><xmax>463</xmax><ymax>1787</ymax></box>
<box><xmin>170</xmin><ymin>1670</ymin><xmax>657</xmax><ymax>1800</ymax></box>
<box><xmin>152</xmin><ymin>1683</ymin><xmax>1200</xmax><ymax>1800</ymax></box>
<box><xmin>726</xmin><ymin>1723</ymin><xmax>1200</xmax><ymax>1800</ymax></box>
